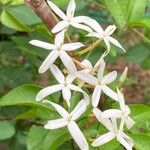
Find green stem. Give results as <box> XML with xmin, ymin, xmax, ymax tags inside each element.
<box><xmin>75</xmin><ymin>39</ymin><xmax>102</xmax><ymax>56</ymax></box>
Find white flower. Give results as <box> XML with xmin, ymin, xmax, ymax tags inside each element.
<box><xmin>87</xmin><ymin>23</ymin><xmax>125</xmax><ymax>53</ymax></box>
<box><xmin>43</xmin><ymin>100</ymin><xmax>89</xmax><ymax>150</ymax></box>
<box><xmin>76</xmin><ymin>59</ymin><xmax>118</xmax><ymax>108</ymax></box>
<box><xmin>36</xmin><ymin>64</ymin><xmax>89</xmax><ymax>107</ymax></box>
<box><xmin>29</xmin><ymin>30</ymin><xmax>84</xmax><ymax>74</ymax></box>
<box><xmin>47</xmin><ymin>0</ymin><xmax>93</xmax><ymax>33</ymax></box>
<box><xmin>92</xmin><ymin>108</ymin><xmax>134</xmax><ymax>150</ymax></box>
<box><xmin>102</xmin><ymin>88</ymin><xmax>135</xmax><ymax>129</ymax></box>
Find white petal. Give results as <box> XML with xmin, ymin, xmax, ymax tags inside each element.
<box><xmin>67</xmin><ymin>0</ymin><xmax>76</xmax><ymax>19</ymax></box>
<box><xmin>75</xmin><ymin>71</ymin><xmax>98</xmax><ymax>85</ymax></box>
<box><xmin>92</xmin><ymin>132</ymin><xmax>115</xmax><ymax>147</ymax></box>
<box><xmin>44</xmin><ymin>118</ymin><xmax>68</xmax><ymax>129</ymax></box>
<box><xmin>69</xmin><ymin>84</ymin><xmax>83</xmax><ymax>92</ymax></box>
<box><xmin>68</xmin><ymin>121</ymin><xmax>89</xmax><ymax>150</ymax></box>
<box><xmin>62</xmin><ymin>87</ymin><xmax>71</xmax><ymax>107</ymax></box>
<box><xmin>86</xmin><ymin>32</ymin><xmax>101</xmax><ymax>39</ymax></box>
<box><xmin>62</xmin><ymin>42</ymin><xmax>85</xmax><ymax>51</ymax></box>
<box><xmin>125</xmin><ymin>116</ymin><xmax>135</xmax><ymax>129</ymax></box>
<box><xmin>70</xmin><ymin>100</ymin><xmax>87</xmax><ymax>121</ymax></box>
<box><xmin>39</xmin><ymin>50</ymin><xmax>58</xmax><ymax>73</ymax></box>
<box><xmin>97</xmin><ymin>59</ymin><xmax>105</xmax><ymax>81</ymax></box>
<box><xmin>117</xmin><ymin>88</ymin><xmax>125</xmax><ymax>110</ymax></box>
<box><xmin>29</xmin><ymin>40</ymin><xmax>56</xmax><ymax>50</ymax></box>
<box><xmin>92</xmin><ymin>85</ymin><xmax>102</xmax><ymax>108</ymax></box>
<box><xmin>47</xmin><ymin>1</ymin><xmax>67</xmax><ymax>20</ymax></box>
<box><xmin>107</xmin><ymin>36</ymin><xmax>125</xmax><ymax>52</ymax></box>
<box><xmin>105</xmin><ymin>25</ymin><xmax>116</xmax><ymax>36</ymax></box>
<box><xmin>66</xmin><ymin>74</ymin><xmax>76</xmax><ymax>84</ymax></box>
<box><xmin>102</xmin><ymin>85</ymin><xmax>118</xmax><ymax>101</ymax></box>
<box><xmin>104</xmin><ymin>38</ymin><xmax>111</xmax><ymax>51</ymax></box>
<box><xmin>43</xmin><ymin>100</ymin><xmax>69</xmax><ymax>118</ymax></box>
<box><xmin>36</xmin><ymin>84</ymin><xmax>63</xmax><ymax>101</ymax></box>
<box><xmin>52</xmin><ymin>21</ymin><xmax>69</xmax><ymax>33</ymax></box>
<box><xmin>71</xmin><ymin>22</ymin><xmax>93</xmax><ymax>32</ymax></box>
<box><xmin>73</xmin><ymin>16</ymin><xmax>103</xmax><ymax>34</ymax></box>
<box><xmin>59</xmin><ymin>51</ymin><xmax>77</xmax><ymax>73</ymax></box>
<box><xmin>55</xmin><ymin>30</ymin><xmax>65</xmax><ymax>47</ymax></box>
<box><xmin>117</xmin><ymin>136</ymin><xmax>133</xmax><ymax>150</ymax></box>
<box><xmin>122</xmin><ymin>132</ymin><xmax>134</xmax><ymax>148</ymax></box>
<box><xmin>102</xmin><ymin>109</ymin><xmax>122</xmax><ymax>118</ymax></box>
<box><xmin>81</xmin><ymin>59</ymin><xmax>93</xmax><ymax>71</ymax></box>
<box><xmin>93</xmin><ymin>108</ymin><xmax>113</xmax><ymax>131</ymax></box>
<box><xmin>101</xmin><ymin>71</ymin><xmax>117</xmax><ymax>85</ymax></box>
<box><xmin>50</xmin><ymin>64</ymin><xmax>65</xmax><ymax>84</ymax></box>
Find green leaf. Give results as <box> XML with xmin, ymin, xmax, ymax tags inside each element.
<box><xmin>0</xmin><ymin>121</ymin><xmax>15</xmax><ymax>140</ymax></box>
<box><xmin>129</xmin><ymin>17</ymin><xmax>150</xmax><ymax>29</ymax></box>
<box><xmin>125</xmin><ymin>44</ymin><xmax>150</xmax><ymax>63</ymax></box>
<box><xmin>0</xmin><ymin>0</ymin><xmax>10</xmax><ymax>5</ymax></box>
<box><xmin>128</xmin><ymin>0</ymin><xmax>148</xmax><ymax>23</ymax></box>
<box><xmin>104</xmin><ymin>0</ymin><xmax>130</xmax><ymax>28</ymax></box>
<box><xmin>141</xmin><ymin>56</ymin><xmax>150</xmax><ymax>69</ymax></box>
<box><xmin>27</xmin><ymin>125</ymin><xmax>70</xmax><ymax>150</ymax></box>
<box><xmin>0</xmin><ymin>84</ymin><xmax>54</xmax><ymax>110</ymax></box>
<box><xmin>10</xmin><ymin>0</ymin><xmax>24</xmax><ymax>5</ymax></box>
<box><xmin>131</xmin><ymin>134</ymin><xmax>150</xmax><ymax>150</ymax></box>
<box><xmin>27</xmin><ymin>125</ymin><xmax>47</xmax><ymax>150</ymax></box>
<box><xmin>1</xmin><ymin>9</ymin><xmax>32</xmax><ymax>32</ymax></box>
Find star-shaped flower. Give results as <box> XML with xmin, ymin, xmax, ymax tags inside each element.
<box><xmin>36</xmin><ymin>64</ymin><xmax>89</xmax><ymax>107</ymax></box>
<box><xmin>87</xmin><ymin>22</ymin><xmax>125</xmax><ymax>53</ymax></box>
<box><xmin>44</xmin><ymin>100</ymin><xmax>89</xmax><ymax>150</ymax></box>
<box><xmin>76</xmin><ymin>59</ymin><xmax>118</xmax><ymax>107</ymax></box>
<box><xmin>47</xmin><ymin>0</ymin><xmax>93</xmax><ymax>33</ymax></box>
<box><xmin>102</xmin><ymin>88</ymin><xmax>135</xmax><ymax>129</ymax></box>
<box><xmin>29</xmin><ymin>30</ymin><xmax>84</xmax><ymax>74</ymax></box>
<box><xmin>92</xmin><ymin>108</ymin><xmax>134</xmax><ymax>150</ymax></box>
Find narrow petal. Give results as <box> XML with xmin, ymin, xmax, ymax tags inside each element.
<box><xmin>107</xmin><ymin>36</ymin><xmax>125</xmax><ymax>52</ymax></box>
<box><xmin>86</xmin><ymin>32</ymin><xmax>101</xmax><ymax>39</ymax></box>
<box><xmin>39</xmin><ymin>51</ymin><xmax>58</xmax><ymax>73</ymax></box>
<box><xmin>29</xmin><ymin>40</ymin><xmax>56</xmax><ymax>50</ymax></box>
<box><xmin>73</xmin><ymin>16</ymin><xmax>103</xmax><ymax>34</ymax></box>
<box><xmin>105</xmin><ymin>25</ymin><xmax>116</xmax><ymax>36</ymax></box>
<box><xmin>59</xmin><ymin>51</ymin><xmax>77</xmax><ymax>73</ymax></box>
<box><xmin>102</xmin><ymin>109</ymin><xmax>122</xmax><ymax>118</ymax></box>
<box><xmin>68</xmin><ymin>121</ymin><xmax>89</xmax><ymax>150</ymax></box>
<box><xmin>43</xmin><ymin>100</ymin><xmax>69</xmax><ymax>117</ymax></box>
<box><xmin>55</xmin><ymin>30</ymin><xmax>65</xmax><ymax>47</ymax></box>
<box><xmin>62</xmin><ymin>42</ymin><xmax>85</xmax><ymax>51</ymax></box>
<box><xmin>97</xmin><ymin>59</ymin><xmax>105</xmax><ymax>81</ymax></box>
<box><xmin>70</xmin><ymin>100</ymin><xmax>87</xmax><ymax>121</ymax></box>
<box><xmin>92</xmin><ymin>85</ymin><xmax>102</xmax><ymax>108</ymax></box>
<box><xmin>47</xmin><ymin>1</ymin><xmax>67</xmax><ymax>20</ymax></box>
<box><xmin>92</xmin><ymin>132</ymin><xmax>115</xmax><ymax>147</ymax></box>
<box><xmin>102</xmin><ymin>85</ymin><xmax>118</xmax><ymax>101</ymax></box>
<box><xmin>93</xmin><ymin>108</ymin><xmax>113</xmax><ymax>131</ymax></box>
<box><xmin>104</xmin><ymin>38</ymin><xmax>111</xmax><ymax>51</ymax></box>
<box><xmin>75</xmin><ymin>71</ymin><xmax>98</xmax><ymax>85</ymax></box>
<box><xmin>81</xmin><ymin>59</ymin><xmax>93</xmax><ymax>71</ymax></box>
<box><xmin>117</xmin><ymin>88</ymin><xmax>125</xmax><ymax>110</ymax></box>
<box><xmin>117</xmin><ymin>136</ymin><xmax>133</xmax><ymax>150</ymax></box>
<box><xmin>71</xmin><ymin>22</ymin><xmax>93</xmax><ymax>32</ymax></box>
<box><xmin>62</xmin><ymin>87</ymin><xmax>71</xmax><ymax>107</ymax></box>
<box><xmin>67</xmin><ymin>0</ymin><xmax>76</xmax><ymax>19</ymax></box>
<box><xmin>125</xmin><ymin>116</ymin><xmax>135</xmax><ymax>129</ymax></box>
<box><xmin>101</xmin><ymin>71</ymin><xmax>117</xmax><ymax>85</ymax></box>
<box><xmin>50</xmin><ymin>64</ymin><xmax>65</xmax><ymax>84</ymax></box>
<box><xmin>36</xmin><ymin>84</ymin><xmax>63</xmax><ymax>101</ymax></box>
<box><xmin>66</xmin><ymin>74</ymin><xmax>76</xmax><ymax>84</ymax></box>
<box><xmin>44</xmin><ymin>118</ymin><xmax>68</xmax><ymax>129</ymax></box>
<box><xmin>122</xmin><ymin>132</ymin><xmax>134</xmax><ymax>148</ymax></box>
<box><xmin>52</xmin><ymin>21</ymin><xmax>69</xmax><ymax>33</ymax></box>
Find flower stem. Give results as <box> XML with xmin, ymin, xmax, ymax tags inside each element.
<box><xmin>75</xmin><ymin>39</ymin><xmax>102</xmax><ymax>56</ymax></box>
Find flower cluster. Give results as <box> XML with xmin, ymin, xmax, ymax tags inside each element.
<box><xmin>29</xmin><ymin>0</ymin><xmax>135</xmax><ymax>150</ymax></box>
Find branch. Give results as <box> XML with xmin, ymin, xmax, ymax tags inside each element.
<box><xmin>24</xmin><ymin>0</ymin><xmax>58</xmax><ymax>32</ymax></box>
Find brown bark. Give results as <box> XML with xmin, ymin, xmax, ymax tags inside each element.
<box><xmin>24</xmin><ymin>0</ymin><xmax>59</xmax><ymax>32</ymax></box>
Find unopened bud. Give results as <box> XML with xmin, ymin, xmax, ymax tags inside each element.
<box><xmin>119</xmin><ymin>67</ymin><xmax>128</xmax><ymax>83</ymax></box>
